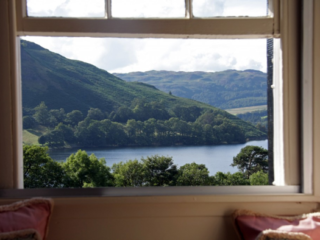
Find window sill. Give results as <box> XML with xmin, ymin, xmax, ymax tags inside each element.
<box><xmin>0</xmin><ymin>185</ymin><xmax>299</xmax><ymax>198</ymax></box>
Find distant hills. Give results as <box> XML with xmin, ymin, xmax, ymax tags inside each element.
<box><xmin>21</xmin><ymin>40</ymin><xmax>221</xmax><ymax>114</ymax></box>
<box><xmin>114</xmin><ymin>70</ymin><xmax>267</xmax><ymax>109</ymax></box>
<box><xmin>21</xmin><ymin>40</ymin><xmax>266</xmax><ymax>141</ymax></box>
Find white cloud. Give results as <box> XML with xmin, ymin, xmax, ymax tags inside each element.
<box><xmin>193</xmin><ymin>0</ymin><xmax>267</xmax><ymax>17</ymax></box>
<box><xmin>224</xmin><ymin>0</ymin><xmax>267</xmax><ymax>16</ymax></box>
<box><xmin>27</xmin><ymin>0</ymin><xmax>104</xmax><ymax>17</ymax></box>
<box><xmin>193</xmin><ymin>0</ymin><xmax>225</xmax><ymax>17</ymax></box>
<box><xmin>22</xmin><ymin>37</ymin><xmax>267</xmax><ymax>73</ymax></box>
<box><xmin>112</xmin><ymin>0</ymin><xmax>185</xmax><ymax>18</ymax></box>
<box><xmin>27</xmin><ymin>0</ymin><xmax>267</xmax><ymax>18</ymax></box>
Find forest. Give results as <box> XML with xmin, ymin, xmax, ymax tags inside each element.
<box><xmin>23</xmin><ymin>99</ymin><xmax>267</xmax><ymax>148</ymax></box>
<box><xmin>236</xmin><ymin>110</ymin><xmax>268</xmax><ymax>133</ymax></box>
<box><xmin>24</xmin><ymin>145</ymin><xmax>269</xmax><ymax>188</ymax></box>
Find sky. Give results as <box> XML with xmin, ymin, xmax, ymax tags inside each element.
<box><xmin>23</xmin><ymin>0</ymin><xmax>268</xmax><ymax>74</ymax></box>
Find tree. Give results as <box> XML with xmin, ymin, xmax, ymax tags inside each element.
<box><xmin>212</xmin><ymin>172</ymin><xmax>249</xmax><ymax>186</ymax></box>
<box><xmin>66</xmin><ymin>110</ymin><xmax>84</xmax><ymax>126</ymax></box>
<box><xmin>87</xmin><ymin>108</ymin><xmax>104</xmax><ymax>121</ymax></box>
<box><xmin>142</xmin><ymin>155</ymin><xmax>178</xmax><ymax>186</ymax></box>
<box><xmin>38</xmin><ymin>135</ymin><xmax>46</xmax><ymax>145</ymax></box>
<box><xmin>256</xmin><ymin>122</ymin><xmax>267</xmax><ymax>133</ymax></box>
<box><xmin>55</xmin><ymin>123</ymin><xmax>75</xmax><ymax>144</ymax></box>
<box><xmin>62</xmin><ymin>150</ymin><xmax>114</xmax><ymax>188</ymax></box>
<box><xmin>23</xmin><ymin>116</ymin><xmax>36</xmax><ymax>129</ymax></box>
<box><xmin>23</xmin><ymin>145</ymin><xmax>65</xmax><ymax>188</ymax></box>
<box><xmin>112</xmin><ymin>106</ymin><xmax>133</xmax><ymax>123</ymax></box>
<box><xmin>84</xmin><ymin>121</ymin><xmax>106</xmax><ymax>147</ymax></box>
<box><xmin>40</xmin><ymin>130</ymin><xmax>64</xmax><ymax>147</ymax></box>
<box><xmin>249</xmin><ymin>170</ymin><xmax>269</xmax><ymax>185</ymax></box>
<box><xmin>231</xmin><ymin>146</ymin><xmax>268</xmax><ymax>178</ymax></box>
<box><xmin>126</xmin><ymin>119</ymin><xmax>138</xmax><ymax>140</ymax></box>
<box><xmin>216</xmin><ymin>119</ymin><xmax>246</xmax><ymax>143</ymax></box>
<box><xmin>177</xmin><ymin>162</ymin><xmax>210</xmax><ymax>186</ymax></box>
<box><xmin>112</xmin><ymin>160</ymin><xmax>145</xmax><ymax>187</ymax></box>
<box><xmin>104</xmin><ymin>122</ymin><xmax>128</xmax><ymax>146</ymax></box>
<box><xmin>173</xmin><ymin>106</ymin><xmax>202</xmax><ymax>122</ymax></box>
<box><xmin>33</xmin><ymin>102</ymin><xmax>51</xmax><ymax>126</ymax></box>
<box><xmin>50</xmin><ymin>108</ymin><xmax>66</xmax><ymax>123</ymax></box>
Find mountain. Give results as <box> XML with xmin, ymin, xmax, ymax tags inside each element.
<box><xmin>21</xmin><ymin>40</ymin><xmax>218</xmax><ymax>114</ymax></box>
<box><xmin>21</xmin><ymin>40</ymin><xmax>266</xmax><ymax>140</ymax></box>
<box><xmin>113</xmin><ymin>70</ymin><xmax>267</xmax><ymax>109</ymax></box>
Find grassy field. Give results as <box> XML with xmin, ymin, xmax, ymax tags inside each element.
<box><xmin>226</xmin><ymin>105</ymin><xmax>267</xmax><ymax>115</ymax></box>
<box><xmin>23</xmin><ymin>126</ymin><xmax>48</xmax><ymax>145</ymax></box>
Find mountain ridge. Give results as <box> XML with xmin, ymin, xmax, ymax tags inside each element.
<box><xmin>113</xmin><ymin>69</ymin><xmax>267</xmax><ymax>109</ymax></box>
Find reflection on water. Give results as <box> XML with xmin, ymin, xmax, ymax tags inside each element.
<box><xmin>48</xmin><ymin>140</ymin><xmax>268</xmax><ymax>175</ymax></box>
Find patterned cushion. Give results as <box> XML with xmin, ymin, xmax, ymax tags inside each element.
<box><xmin>0</xmin><ymin>199</ymin><xmax>53</xmax><ymax>240</ymax></box>
<box><xmin>232</xmin><ymin>209</ymin><xmax>320</xmax><ymax>240</ymax></box>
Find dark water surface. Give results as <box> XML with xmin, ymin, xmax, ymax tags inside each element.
<box><xmin>48</xmin><ymin>140</ymin><xmax>268</xmax><ymax>175</ymax></box>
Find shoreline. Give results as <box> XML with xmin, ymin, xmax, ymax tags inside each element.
<box><xmin>47</xmin><ymin>137</ymin><xmax>268</xmax><ymax>152</ymax></box>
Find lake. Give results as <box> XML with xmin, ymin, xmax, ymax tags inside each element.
<box><xmin>48</xmin><ymin>140</ymin><xmax>268</xmax><ymax>175</ymax></box>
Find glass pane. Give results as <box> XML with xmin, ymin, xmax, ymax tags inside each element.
<box><xmin>27</xmin><ymin>0</ymin><xmax>104</xmax><ymax>18</ymax></box>
<box><xmin>112</xmin><ymin>0</ymin><xmax>185</xmax><ymax>18</ymax></box>
<box><xmin>193</xmin><ymin>0</ymin><xmax>267</xmax><ymax>17</ymax></box>
<box><xmin>21</xmin><ymin>37</ymin><xmax>269</xmax><ymax>187</ymax></box>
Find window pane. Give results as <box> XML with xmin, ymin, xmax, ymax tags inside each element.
<box><xmin>27</xmin><ymin>0</ymin><xmax>104</xmax><ymax>18</ymax></box>
<box><xmin>193</xmin><ymin>0</ymin><xmax>267</xmax><ymax>17</ymax></box>
<box><xmin>112</xmin><ymin>0</ymin><xmax>185</xmax><ymax>18</ymax></box>
<box><xmin>21</xmin><ymin>37</ymin><xmax>270</xmax><ymax>187</ymax></box>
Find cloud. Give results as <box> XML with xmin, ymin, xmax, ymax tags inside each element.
<box><xmin>22</xmin><ymin>37</ymin><xmax>266</xmax><ymax>74</ymax></box>
<box><xmin>27</xmin><ymin>0</ymin><xmax>104</xmax><ymax>17</ymax></box>
<box><xmin>239</xmin><ymin>59</ymin><xmax>263</xmax><ymax>71</ymax></box>
<box><xmin>27</xmin><ymin>0</ymin><xmax>267</xmax><ymax>18</ymax></box>
<box><xmin>193</xmin><ymin>0</ymin><xmax>267</xmax><ymax>17</ymax></box>
<box><xmin>96</xmin><ymin>39</ymin><xmax>140</xmax><ymax>70</ymax></box>
<box><xmin>112</xmin><ymin>0</ymin><xmax>185</xmax><ymax>18</ymax></box>
<box><xmin>224</xmin><ymin>0</ymin><xmax>267</xmax><ymax>16</ymax></box>
<box><xmin>193</xmin><ymin>0</ymin><xmax>225</xmax><ymax>17</ymax></box>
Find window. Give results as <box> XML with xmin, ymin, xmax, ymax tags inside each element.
<box><xmin>21</xmin><ymin>36</ymin><xmax>269</xmax><ymax>188</ymax></box>
<box><xmin>0</xmin><ymin>0</ymin><xmax>310</xmax><ymax>196</ymax></box>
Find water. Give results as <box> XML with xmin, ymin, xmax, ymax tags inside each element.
<box><xmin>48</xmin><ymin>140</ymin><xmax>268</xmax><ymax>175</ymax></box>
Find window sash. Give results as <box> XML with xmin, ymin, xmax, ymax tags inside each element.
<box><xmin>3</xmin><ymin>0</ymin><xmax>308</xmax><ymax>194</ymax></box>
<box><xmin>18</xmin><ymin>0</ymin><xmax>276</xmax><ymax>38</ymax></box>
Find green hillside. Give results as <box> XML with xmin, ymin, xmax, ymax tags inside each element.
<box><xmin>114</xmin><ymin>70</ymin><xmax>267</xmax><ymax>109</ymax></box>
<box><xmin>21</xmin><ymin>40</ymin><xmax>266</xmax><ymax>145</ymax></box>
<box><xmin>22</xmin><ymin>40</ymin><xmax>223</xmax><ymax>114</ymax></box>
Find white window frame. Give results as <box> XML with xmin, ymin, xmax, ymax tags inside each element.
<box><xmin>0</xmin><ymin>0</ymin><xmax>314</xmax><ymax>197</ymax></box>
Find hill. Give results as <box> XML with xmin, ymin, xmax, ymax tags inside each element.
<box><xmin>114</xmin><ymin>70</ymin><xmax>267</xmax><ymax>109</ymax></box>
<box><xmin>22</xmin><ymin>40</ymin><xmax>229</xmax><ymax>113</ymax></box>
<box><xmin>21</xmin><ymin>40</ymin><xmax>266</xmax><ymax>143</ymax></box>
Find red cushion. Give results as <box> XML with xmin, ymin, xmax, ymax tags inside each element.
<box><xmin>0</xmin><ymin>199</ymin><xmax>53</xmax><ymax>240</ymax></box>
<box><xmin>233</xmin><ymin>209</ymin><xmax>320</xmax><ymax>240</ymax></box>
<box><xmin>0</xmin><ymin>229</ymin><xmax>41</xmax><ymax>240</ymax></box>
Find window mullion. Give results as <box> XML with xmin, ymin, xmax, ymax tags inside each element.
<box><xmin>185</xmin><ymin>0</ymin><xmax>193</xmax><ymax>19</ymax></box>
<box><xmin>301</xmin><ymin>0</ymin><xmax>314</xmax><ymax>194</ymax></box>
<box><xmin>105</xmin><ymin>0</ymin><xmax>112</xmax><ymax>19</ymax></box>
<box><xmin>268</xmin><ymin>0</ymin><xmax>280</xmax><ymax>37</ymax></box>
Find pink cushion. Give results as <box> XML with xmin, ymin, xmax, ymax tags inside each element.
<box><xmin>0</xmin><ymin>229</ymin><xmax>41</xmax><ymax>240</ymax></box>
<box><xmin>233</xmin><ymin>209</ymin><xmax>320</xmax><ymax>240</ymax></box>
<box><xmin>0</xmin><ymin>199</ymin><xmax>53</xmax><ymax>240</ymax></box>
